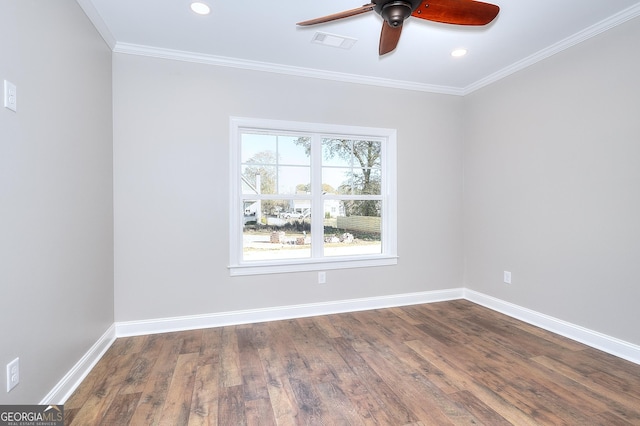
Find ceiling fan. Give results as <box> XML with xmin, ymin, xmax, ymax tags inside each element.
<box><xmin>297</xmin><ymin>0</ymin><xmax>500</xmax><ymax>55</ymax></box>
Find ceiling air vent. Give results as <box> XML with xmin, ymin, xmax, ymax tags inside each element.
<box><xmin>311</xmin><ymin>32</ymin><xmax>357</xmax><ymax>49</ymax></box>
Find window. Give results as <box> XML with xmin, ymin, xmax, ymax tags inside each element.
<box><xmin>229</xmin><ymin>117</ymin><xmax>397</xmax><ymax>275</ymax></box>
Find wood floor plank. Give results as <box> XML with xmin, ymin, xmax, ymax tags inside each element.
<box><xmin>310</xmin><ymin>313</ymin><xmax>343</xmax><ymax>338</ymax></box>
<box><xmin>434</xmin><ymin>336</ymin><xmax>576</xmax><ymax>424</ymax></box>
<box><xmin>594</xmin><ymin>410</ymin><xmax>636</xmax><ymax>425</ymax></box>
<box><xmin>119</xmin><ymin>334</ymin><xmax>166</xmax><ymax>395</ymax></box>
<box><xmin>127</xmin><ymin>333</ymin><xmax>184</xmax><ymax>426</ymax></box>
<box><xmin>64</xmin><ymin>336</ymin><xmax>145</xmax><ymax>411</ymax></box>
<box><xmin>448</xmin><ymin>326</ymin><xmax>607</xmax><ymax>423</ymax></box>
<box><xmin>287</xmin><ymin>377</ymin><xmax>327</xmax><ymax>424</ymax></box>
<box><xmin>314</xmin><ymin>381</ymin><xmax>367</xmax><ymax>425</ymax></box>
<box><xmin>332</xmin><ymin>336</ymin><xmax>418</xmax><ymax>425</ymax></box>
<box><xmin>113</xmin><ymin>335</ymin><xmax>150</xmax><ymax>357</ymax></box>
<box><xmin>290</xmin><ymin>317</ymin><xmax>342</xmax><ymax>383</ymax></box>
<box><xmin>342</xmin><ymin>310</ymin><xmax>470</xmax><ymax>424</ymax></box>
<box><xmin>290</xmin><ymin>318</ymin><xmax>384</xmax><ymax>424</ymax></box>
<box><xmin>158</xmin><ymin>352</ymin><xmax>199</xmax><ymax>426</ymax></box>
<box><xmin>198</xmin><ymin>327</ymin><xmax>221</xmax><ymax>368</ymax></box>
<box><xmin>448</xmin><ymin>390</ymin><xmax>512</xmax><ymax>426</ymax></box>
<box><xmin>386</xmin><ymin>306</ymin><xmax>424</xmax><ymax>326</ymax></box>
<box><xmin>236</xmin><ymin>327</ymin><xmax>271</xmax><ymax>402</ymax></box>
<box><xmin>217</xmin><ymin>385</ymin><xmax>247</xmax><ymax>425</ymax></box>
<box><xmin>257</xmin><ymin>344</ymin><xmax>300</xmax><ymax>423</ymax></box>
<box><xmin>219</xmin><ymin>326</ymin><xmax>243</xmax><ymax>388</ymax></box>
<box><xmin>405</xmin><ymin>338</ymin><xmax>547</xmax><ymax>425</ymax></box>
<box><xmin>272</xmin><ymin>319</ymin><xmax>335</xmax><ymax>425</ymax></box>
<box><xmin>98</xmin><ymin>392</ymin><xmax>141</xmax><ymax>426</ymax></box>
<box><xmin>532</xmin><ymin>354</ymin><xmax>640</xmax><ymax>423</ymax></box>
<box><xmin>66</xmin><ymin>346</ymin><xmax>141</xmax><ymax>425</ymax></box>
<box><xmin>64</xmin><ymin>301</ymin><xmax>640</xmax><ymax>425</ymax></box>
<box><xmin>180</xmin><ymin>329</ymin><xmax>204</xmax><ymax>355</ymax></box>
<box><xmin>359</xmin><ymin>308</ymin><xmax>463</xmax><ymax>394</ymax></box>
<box><xmin>244</xmin><ymin>398</ymin><xmax>277</xmax><ymax>426</ymax></box>
<box><xmin>236</xmin><ymin>326</ymin><xmax>278</xmax><ymax>425</ymax></box>
<box><xmin>188</xmin><ymin>363</ymin><xmax>220</xmax><ymax>426</ymax></box>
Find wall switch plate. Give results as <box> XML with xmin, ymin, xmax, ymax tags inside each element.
<box><xmin>6</xmin><ymin>358</ymin><xmax>19</xmax><ymax>392</ymax></box>
<box><xmin>318</xmin><ymin>271</ymin><xmax>326</xmax><ymax>284</ymax></box>
<box><xmin>504</xmin><ymin>271</ymin><xmax>512</xmax><ymax>284</ymax></box>
<box><xmin>4</xmin><ymin>80</ymin><xmax>17</xmax><ymax>112</ymax></box>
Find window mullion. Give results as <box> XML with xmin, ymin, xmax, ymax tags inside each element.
<box><xmin>311</xmin><ymin>134</ymin><xmax>324</xmax><ymax>258</ymax></box>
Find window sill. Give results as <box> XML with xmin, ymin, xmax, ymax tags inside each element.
<box><xmin>229</xmin><ymin>255</ymin><xmax>398</xmax><ymax>276</ymax></box>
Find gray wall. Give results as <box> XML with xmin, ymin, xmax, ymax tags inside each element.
<box><xmin>0</xmin><ymin>1</ymin><xmax>114</xmax><ymax>404</ymax></box>
<box><xmin>463</xmin><ymin>16</ymin><xmax>640</xmax><ymax>345</ymax></box>
<box><xmin>113</xmin><ymin>53</ymin><xmax>464</xmax><ymax>322</ymax></box>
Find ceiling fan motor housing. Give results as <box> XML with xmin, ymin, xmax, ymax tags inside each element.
<box><xmin>375</xmin><ymin>0</ymin><xmax>422</xmax><ymax>26</ymax></box>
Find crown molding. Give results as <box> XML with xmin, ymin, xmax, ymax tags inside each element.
<box><xmin>112</xmin><ymin>42</ymin><xmax>464</xmax><ymax>96</ymax></box>
<box><xmin>76</xmin><ymin>0</ymin><xmax>116</xmax><ymax>49</ymax></box>
<box><xmin>464</xmin><ymin>3</ymin><xmax>640</xmax><ymax>95</ymax></box>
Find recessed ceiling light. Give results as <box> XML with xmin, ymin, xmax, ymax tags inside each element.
<box><xmin>451</xmin><ymin>48</ymin><xmax>468</xmax><ymax>57</ymax></box>
<box><xmin>190</xmin><ymin>2</ymin><xmax>211</xmax><ymax>15</ymax></box>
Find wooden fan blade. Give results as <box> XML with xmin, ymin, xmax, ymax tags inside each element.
<box><xmin>411</xmin><ymin>0</ymin><xmax>499</xmax><ymax>26</ymax></box>
<box><xmin>379</xmin><ymin>21</ymin><xmax>403</xmax><ymax>55</ymax></box>
<box><xmin>297</xmin><ymin>4</ymin><xmax>375</xmax><ymax>26</ymax></box>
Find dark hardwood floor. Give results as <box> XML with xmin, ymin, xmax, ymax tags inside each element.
<box><xmin>64</xmin><ymin>300</ymin><xmax>640</xmax><ymax>425</ymax></box>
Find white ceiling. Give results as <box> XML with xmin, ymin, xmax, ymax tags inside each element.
<box><xmin>79</xmin><ymin>0</ymin><xmax>640</xmax><ymax>95</ymax></box>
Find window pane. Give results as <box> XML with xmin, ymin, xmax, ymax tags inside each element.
<box><xmin>278</xmin><ymin>165</ymin><xmax>310</xmax><ymax>195</ymax></box>
<box><xmin>322</xmin><ymin>139</ymin><xmax>382</xmax><ymax>196</ymax></box>
<box><xmin>322</xmin><ymin>139</ymin><xmax>381</xmax><ymax>168</ymax></box>
<box><xmin>242</xmin><ymin>200</ymin><xmax>312</xmax><ymax>261</ymax></box>
<box><xmin>279</xmin><ymin>136</ymin><xmax>310</xmax><ymax>165</ymax></box>
<box><xmin>241</xmin><ymin>134</ymin><xmax>276</xmax><ymax>164</ymax></box>
<box><xmin>322</xmin><ymin>139</ymin><xmax>352</xmax><ymax>167</ymax></box>
<box><xmin>323</xmin><ymin>200</ymin><xmax>381</xmax><ymax>257</ymax></box>
<box><xmin>352</xmin><ymin>168</ymin><xmax>381</xmax><ymax>195</ymax></box>
<box><xmin>242</xmin><ymin>133</ymin><xmax>311</xmax><ymax>195</ymax></box>
<box><xmin>354</xmin><ymin>140</ymin><xmax>382</xmax><ymax>168</ymax></box>
<box><xmin>241</xmin><ymin>165</ymin><xmax>277</xmax><ymax>195</ymax></box>
<box><xmin>322</xmin><ymin>167</ymin><xmax>351</xmax><ymax>195</ymax></box>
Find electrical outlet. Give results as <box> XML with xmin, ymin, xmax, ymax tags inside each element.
<box><xmin>504</xmin><ymin>271</ymin><xmax>512</xmax><ymax>284</ymax></box>
<box><xmin>318</xmin><ymin>271</ymin><xmax>326</xmax><ymax>284</ymax></box>
<box><xmin>4</xmin><ymin>80</ymin><xmax>17</xmax><ymax>112</ymax></box>
<box><xmin>7</xmin><ymin>358</ymin><xmax>19</xmax><ymax>392</ymax></box>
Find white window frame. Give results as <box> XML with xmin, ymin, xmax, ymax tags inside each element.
<box><xmin>229</xmin><ymin>117</ymin><xmax>397</xmax><ymax>276</ymax></box>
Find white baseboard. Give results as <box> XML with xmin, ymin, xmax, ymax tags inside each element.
<box><xmin>464</xmin><ymin>289</ymin><xmax>640</xmax><ymax>365</ymax></box>
<box><xmin>115</xmin><ymin>288</ymin><xmax>465</xmax><ymax>337</ymax></box>
<box><xmin>116</xmin><ymin>288</ymin><xmax>640</xmax><ymax>365</ymax></box>
<box><xmin>48</xmin><ymin>287</ymin><xmax>640</xmax><ymax>405</ymax></box>
<box><xmin>41</xmin><ymin>324</ymin><xmax>116</xmax><ymax>405</ymax></box>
